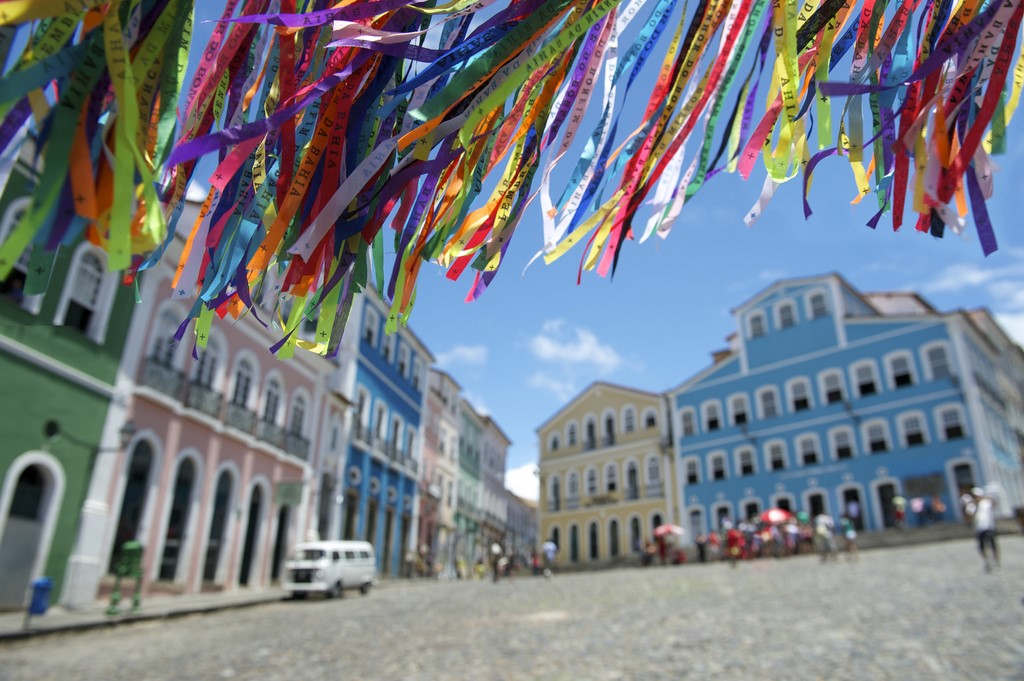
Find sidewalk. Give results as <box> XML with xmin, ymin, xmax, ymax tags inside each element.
<box><xmin>0</xmin><ymin>587</ymin><xmax>285</xmax><ymax>643</ymax></box>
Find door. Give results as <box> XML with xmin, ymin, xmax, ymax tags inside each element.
<box><xmin>159</xmin><ymin>459</ymin><xmax>196</xmax><ymax>582</ymax></box>
<box><xmin>808</xmin><ymin>493</ymin><xmax>825</xmax><ymax>518</ymax></box>
<box><xmin>110</xmin><ymin>441</ymin><xmax>153</xmax><ymax>573</ymax></box>
<box><xmin>382</xmin><ymin>509</ymin><xmax>394</xmax><ymax>575</ymax></box>
<box><xmin>569</xmin><ymin>525</ymin><xmax>579</xmax><ymax>562</ymax></box>
<box><xmin>203</xmin><ymin>471</ymin><xmax>232</xmax><ymax>583</ymax></box>
<box><xmin>609</xmin><ymin>519</ymin><xmax>620</xmax><ymax>557</ymax></box>
<box><xmin>842</xmin><ymin>488</ymin><xmax>863</xmax><ymax>530</ymax></box>
<box><xmin>271</xmin><ymin>505</ymin><xmax>289</xmax><ymax>582</ymax></box>
<box><xmin>239</xmin><ymin>486</ymin><xmax>263</xmax><ymax>586</ymax></box>
<box><xmin>0</xmin><ymin>465</ymin><xmax>50</xmax><ymax>610</ymax></box>
<box><xmin>877</xmin><ymin>483</ymin><xmax>897</xmax><ymax>528</ymax></box>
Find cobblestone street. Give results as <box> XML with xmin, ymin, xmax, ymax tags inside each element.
<box><xmin>2</xmin><ymin>537</ymin><xmax>1023</xmax><ymax>681</ymax></box>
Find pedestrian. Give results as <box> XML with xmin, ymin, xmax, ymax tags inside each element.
<box><xmin>814</xmin><ymin>512</ymin><xmax>838</xmax><ymax>563</ymax></box>
<box><xmin>965</xmin><ymin>487</ymin><xmax>1000</xmax><ymax>573</ymax></box>
<box><xmin>541</xmin><ymin>538</ymin><xmax>558</xmax><ymax>579</ymax></box>
<box><xmin>846</xmin><ymin>498</ymin><xmax>861</xmax><ymax>530</ymax></box>
<box><xmin>490</xmin><ymin>542</ymin><xmax>502</xmax><ymax>583</ymax></box>
<box><xmin>930</xmin><ymin>494</ymin><xmax>947</xmax><ymax>522</ymax></box>
<box><xmin>840</xmin><ymin>514</ymin><xmax>858</xmax><ymax>561</ymax></box>
<box><xmin>725</xmin><ymin>526</ymin><xmax>745</xmax><ymax>568</ymax></box>
<box><xmin>695</xmin><ymin>534</ymin><xmax>708</xmax><ymax>563</ymax></box>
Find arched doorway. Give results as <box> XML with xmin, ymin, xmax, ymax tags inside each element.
<box><xmin>0</xmin><ymin>465</ymin><xmax>52</xmax><ymax>609</ymax></box>
<box><xmin>588</xmin><ymin>521</ymin><xmax>599</xmax><ymax>560</ymax></box>
<box><xmin>203</xmin><ymin>471</ymin><xmax>233</xmax><ymax>583</ymax></box>
<box><xmin>609</xmin><ymin>519</ymin><xmax>620</xmax><ymax>557</ymax></box>
<box><xmin>109</xmin><ymin>441</ymin><xmax>153</xmax><ymax>573</ymax></box>
<box><xmin>626</xmin><ymin>463</ymin><xmax>639</xmax><ymax>500</ymax></box>
<box><xmin>630</xmin><ymin>517</ymin><xmax>642</xmax><ymax>552</ymax></box>
<box><xmin>270</xmin><ymin>505</ymin><xmax>289</xmax><ymax>582</ymax></box>
<box><xmin>239</xmin><ymin>486</ymin><xmax>263</xmax><ymax>586</ymax></box>
<box><xmin>159</xmin><ymin>458</ymin><xmax>196</xmax><ymax>582</ymax></box>
<box><xmin>569</xmin><ymin>525</ymin><xmax>579</xmax><ymax>562</ymax></box>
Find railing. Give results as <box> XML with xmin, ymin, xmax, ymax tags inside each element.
<box><xmin>225</xmin><ymin>403</ymin><xmax>256</xmax><ymax>434</ymax></box>
<box><xmin>624</xmin><ymin>486</ymin><xmax>640</xmax><ymax>501</ymax></box>
<box><xmin>565</xmin><ymin>496</ymin><xmax>580</xmax><ymax>510</ymax></box>
<box><xmin>547</xmin><ymin>499</ymin><xmax>560</xmax><ymax>512</ymax></box>
<box><xmin>645</xmin><ymin>483</ymin><xmax>664</xmax><ymax>498</ymax></box>
<box><xmin>585</xmin><ymin>492</ymin><xmax>621</xmax><ymax>507</ymax></box>
<box><xmin>285</xmin><ymin>431</ymin><xmax>311</xmax><ymax>460</ymax></box>
<box><xmin>255</xmin><ymin>419</ymin><xmax>286</xmax><ymax>449</ymax></box>
<box><xmin>602</xmin><ymin>435</ymin><xmax>616</xmax><ymax>447</ymax></box>
<box><xmin>583</xmin><ymin>439</ymin><xmax>597</xmax><ymax>451</ymax></box>
<box><xmin>141</xmin><ymin>358</ymin><xmax>184</xmax><ymax>400</ymax></box>
<box><xmin>185</xmin><ymin>382</ymin><xmax>223</xmax><ymax>419</ymax></box>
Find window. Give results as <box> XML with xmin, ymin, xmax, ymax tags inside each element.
<box><xmin>711</xmin><ymin>454</ymin><xmax>726</xmax><ymax>481</ymax></box>
<box><xmin>586</xmin><ymin>468</ymin><xmax>597</xmax><ymax>494</ymax></box>
<box><xmin>151</xmin><ymin>309</ymin><xmax>180</xmax><ymax>366</ymax></box>
<box><xmin>866</xmin><ymin>422</ymin><xmax>889</xmax><ymax>453</ymax></box>
<box><xmin>889</xmin><ymin>354</ymin><xmax>914</xmax><ymax>388</ymax></box>
<box><xmin>567</xmin><ymin>423</ymin><xmax>577</xmax><ymax>447</ymax></box>
<box><xmin>644</xmin><ymin>410</ymin><xmax>657</xmax><ymax>428</ymax></box>
<box><xmin>737</xmin><ymin>448</ymin><xmax>755</xmax><ymax>476</ymax></box>
<box><xmin>799</xmin><ymin>437</ymin><xmax>819</xmax><ymax>465</ymax></box>
<box><xmin>854</xmin><ymin>363</ymin><xmax>877</xmax><ymax>397</ymax></box>
<box><xmin>363</xmin><ymin>308</ymin><xmax>378</xmax><ymax>346</ymax></box>
<box><xmin>901</xmin><ymin>414</ymin><xmax>926</xmax><ymax>446</ymax></box>
<box><xmin>290</xmin><ymin>395</ymin><xmax>307</xmax><ymax>434</ymax></box>
<box><xmin>926</xmin><ymin>345</ymin><xmax>952</xmax><ymax>380</ymax></box>
<box><xmin>59</xmin><ymin>249</ymin><xmax>110</xmax><ymax>340</ymax></box>
<box><xmin>412</xmin><ymin>357</ymin><xmax>422</xmax><ymax>390</ymax></box>
<box><xmin>231</xmin><ymin>359</ymin><xmax>253</xmax><ymax>406</ymax></box>
<box><xmin>685</xmin><ymin>459</ymin><xmax>699</xmax><ymax>484</ymax></box>
<box><xmin>647</xmin><ymin>457</ymin><xmax>660</xmax><ymax>483</ymax></box>
<box><xmin>382</xmin><ymin>333</ymin><xmax>395</xmax><ymax>362</ymax></box>
<box><xmin>790</xmin><ymin>380</ymin><xmax>811</xmax><ymax>412</ymax></box>
<box><xmin>398</xmin><ymin>346</ymin><xmax>409</xmax><ymax>377</ymax></box>
<box><xmin>809</xmin><ymin>292</ymin><xmax>828</xmax><ymax>319</ymax></box>
<box><xmin>749</xmin><ymin>312</ymin><xmax>766</xmax><ymax>338</ymax></box>
<box><xmin>549</xmin><ymin>476</ymin><xmax>561</xmax><ymax>511</ymax></box>
<box><xmin>832</xmin><ymin>429</ymin><xmax>853</xmax><ymax>459</ymax></box>
<box><xmin>193</xmin><ymin>341</ymin><xmax>220</xmax><ymax>388</ymax></box>
<box><xmin>940</xmin><ymin>407</ymin><xmax>965</xmax><ymax>439</ymax></box>
<box><xmin>567</xmin><ymin>472</ymin><xmax>579</xmax><ymax>498</ymax></box>
<box><xmin>605</xmin><ymin>464</ymin><xmax>617</xmax><ymax>492</ymax></box>
<box><xmin>264</xmin><ymin>380</ymin><xmax>281</xmax><ymax>423</ymax></box>
<box><xmin>623</xmin><ymin>408</ymin><xmax>635</xmax><ymax>433</ymax></box>
<box><xmin>759</xmin><ymin>388</ymin><xmax>779</xmax><ymax>418</ymax></box>
<box><xmin>0</xmin><ymin>198</ymin><xmax>33</xmax><ymax>309</ymax></box>
<box><xmin>822</xmin><ymin>372</ymin><xmax>844</xmax><ymax>404</ymax></box>
<box><xmin>549</xmin><ymin>434</ymin><xmax>560</xmax><ymax>452</ymax></box>
<box><xmin>704</xmin><ymin>402</ymin><xmax>721</xmax><ymax>431</ymax></box>
<box><xmin>681</xmin><ymin>409</ymin><xmax>696</xmax><ymax>437</ymax></box>
<box><xmin>585</xmin><ymin>419</ymin><xmax>597</xmax><ymax>449</ymax></box>
<box><xmin>730</xmin><ymin>396</ymin><xmax>748</xmax><ymax>425</ymax></box>
<box><xmin>778</xmin><ymin>302</ymin><xmax>796</xmax><ymax>328</ymax></box>
<box><xmin>603</xmin><ymin>413</ymin><xmax>616</xmax><ymax>445</ymax></box>
<box><xmin>767</xmin><ymin>443</ymin><xmax>786</xmax><ymax>471</ymax></box>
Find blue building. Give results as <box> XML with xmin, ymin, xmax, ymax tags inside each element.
<box><xmin>334</xmin><ymin>290</ymin><xmax>433</xmax><ymax>577</ymax></box>
<box><xmin>669</xmin><ymin>274</ymin><xmax>1024</xmax><ymax>537</ymax></box>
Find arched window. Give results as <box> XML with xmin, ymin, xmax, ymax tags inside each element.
<box><xmin>864</xmin><ymin>420</ymin><xmax>890</xmax><ymax>453</ymax></box>
<box><xmin>767</xmin><ymin>442</ymin><xmax>786</xmax><ymax>471</ymax></box>
<box><xmin>644</xmin><ymin>410</ymin><xmax>657</xmax><ymax>429</ymax></box>
<box><xmin>605</xmin><ymin>463</ymin><xmax>617</xmax><ymax>492</ymax></box>
<box><xmin>758</xmin><ymin>388</ymin><xmax>780</xmax><ymax>419</ymax></box>
<box><xmin>925</xmin><ymin>345</ymin><xmax>952</xmax><ymax>380</ymax></box>
<box><xmin>548</xmin><ymin>476</ymin><xmax>561</xmax><ymax>511</ymax></box>
<box><xmin>588</xmin><ymin>522</ymin><xmax>599</xmax><ymax>560</ymax></box>
<box><xmin>623</xmin><ymin>407</ymin><xmax>636</xmax><ymax>433</ymax></box>
<box><xmin>938</xmin><ymin>406</ymin><xmax>965</xmax><ymax>439</ymax></box>
<box><xmin>549</xmin><ymin>434</ymin><xmax>560</xmax><ymax>452</ymax></box>
<box><xmin>899</xmin><ymin>413</ymin><xmax>927</xmax><ymax>447</ymax></box>
<box><xmin>809</xmin><ymin>292</ymin><xmax>828</xmax><ymax>318</ymax></box>
<box><xmin>820</xmin><ymin>370</ymin><xmax>845</xmax><ymax>404</ymax></box>
<box><xmin>749</xmin><ymin>312</ymin><xmax>766</xmax><ymax>338</ymax></box>
<box><xmin>585</xmin><ymin>468</ymin><xmax>597</xmax><ymax>494</ymax></box>
<box><xmin>703</xmin><ymin>402</ymin><xmax>721</xmax><ymax>431</ymax></box>
<box><xmin>789</xmin><ymin>379</ymin><xmax>811</xmax><ymax>411</ymax></box>
<box><xmin>730</xmin><ymin>395</ymin><xmax>749</xmax><ymax>425</ymax></box>
<box><xmin>0</xmin><ymin>197</ymin><xmax>36</xmax><ymax>311</ymax></box>
<box><xmin>684</xmin><ymin>458</ymin><xmax>700</xmax><ymax>484</ymax></box>
<box><xmin>646</xmin><ymin>456</ymin><xmax>660</xmax><ymax>483</ymax></box>
<box><xmin>193</xmin><ymin>340</ymin><xmax>221</xmax><ymax>388</ymax></box>
<box><xmin>887</xmin><ymin>353</ymin><xmax>915</xmax><ymax>388</ymax></box>
<box><xmin>263</xmin><ymin>379</ymin><xmax>281</xmax><ymax>424</ymax></box>
<box><xmin>57</xmin><ymin>248</ymin><xmax>113</xmax><ymax>341</ymax></box>
<box><xmin>681</xmin><ymin>409</ymin><xmax>696</xmax><ymax>436</ymax></box>
<box><xmin>778</xmin><ymin>302</ymin><xmax>796</xmax><ymax>328</ymax></box>
<box><xmin>567</xmin><ymin>423</ymin><xmax>578</xmax><ymax>447</ymax></box>
<box><xmin>567</xmin><ymin>471</ymin><xmax>579</xmax><ymax>498</ymax></box>
<box><xmin>831</xmin><ymin>427</ymin><xmax>854</xmax><ymax>459</ymax></box>
<box><xmin>853</xmin><ymin>362</ymin><xmax>879</xmax><ymax>397</ymax></box>
<box><xmin>290</xmin><ymin>395</ymin><xmax>307</xmax><ymax>434</ymax></box>
<box><xmin>151</xmin><ymin>309</ymin><xmax>180</xmax><ymax>367</ymax></box>
<box><xmin>231</xmin><ymin>359</ymin><xmax>253</xmax><ymax>407</ymax></box>
<box><xmin>798</xmin><ymin>436</ymin><xmax>819</xmax><ymax>465</ymax></box>
<box><xmin>736</xmin><ymin>447</ymin><xmax>755</xmax><ymax>476</ymax></box>
<box><xmin>710</xmin><ymin>453</ymin><xmax>726</xmax><ymax>481</ymax></box>
<box><xmin>626</xmin><ymin>462</ymin><xmax>639</xmax><ymax>499</ymax></box>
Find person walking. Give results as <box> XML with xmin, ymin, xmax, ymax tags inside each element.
<box><xmin>966</xmin><ymin>488</ymin><xmax>1000</xmax><ymax>573</ymax></box>
<box><xmin>541</xmin><ymin>539</ymin><xmax>558</xmax><ymax>579</ymax></box>
<box><xmin>840</xmin><ymin>514</ymin><xmax>859</xmax><ymax>561</ymax></box>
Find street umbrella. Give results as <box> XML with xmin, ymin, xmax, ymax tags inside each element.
<box><xmin>760</xmin><ymin>508</ymin><xmax>793</xmax><ymax>525</ymax></box>
<box><xmin>653</xmin><ymin>524</ymin><xmax>685</xmax><ymax>540</ymax></box>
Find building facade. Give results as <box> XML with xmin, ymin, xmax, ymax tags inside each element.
<box><xmin>418</xmin><ymin>369</ymin><xmax>461</xmax><ymax>576</ymax></box>
<box><xmin>334</xmin><ymin>291</ymin><xmax>432</xmax><ymax>577</ymax></box>
<box><xmin>454</xmin><ymin>398</ymin><xmax>484</xmax><ymax>572</ymax></box>
<box><xmin>537</xmin><ymin>382</ymin><xmax>675</xmax><ymax>568</ymax></box>
<box><xmin>0</xmin><ymin>146</ymin><xmax>139</xmax><ymax>609</ymax></box>
<box><xmin>505</xmin><ymin>491</ymin><xmax>538</xmax><ymax>567</ymax></box>
<box><xmin>669</xmin><ymin>274</ymin><xmax>1024</xmax><ymax>538</ymax></box>
<box><xmin>480</xmin><ymin>416</ymin><xmax>511</xmax><ymax>554</ymax></box>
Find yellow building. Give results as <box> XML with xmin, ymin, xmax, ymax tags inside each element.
<box><xmin>537</xmin><ymin>382</ymin><xmax>677</xmax><ymax>567</ymax></box>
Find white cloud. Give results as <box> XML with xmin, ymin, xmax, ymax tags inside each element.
<box><xmin>505</xmin><ymin>463</ymin><xmax>539</xmax><ymax>501</ymax></box>
<box><xmin>527</xmin><ymin>373</ymin><xmax>577</xmax><ymax>402</ymax></box>
<box><xmin>435</xmin><ymin>344</ymin><xmax>488</xmax><ymax>369</ymax></box>
<box><xmin>528</xmin><ymin>320</ymin><xmax>622</xmax><ymax>373</ymax></box>
<box><xmin>995</xmin><ymin>312</ymin><xmax>1024</xmax><ymax>346</ymax></box>
<box><xmin>921</xmin><ymin>262</ymin><xmax>1004</xmax><ymax>293</ymax></box>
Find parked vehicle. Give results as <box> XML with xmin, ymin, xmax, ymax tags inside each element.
<box><xmin>283</xmin><ymin>540</ymin><xmax>376</xmax><ymax>599</ymax></box>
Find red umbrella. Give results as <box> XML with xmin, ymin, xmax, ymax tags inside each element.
<box><xmin>653</xmin><ymin>524</ymin><xmax>685</xmax><ymax>539</ymax></box>
<box><xmin>760</xmin><ymin>508</ymin><xmax>793</xmax><ymax>524</ymax></box>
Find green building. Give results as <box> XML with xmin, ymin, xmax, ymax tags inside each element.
<box><xmin>0</xmin><ymin>140</ymin><xmax>137</xmax><ymax>610</ymax></box>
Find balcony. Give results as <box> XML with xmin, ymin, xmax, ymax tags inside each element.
<box><xmin>645</xmin><ymin>483</ymin><xmax>664</xmax><ymax>498</ymax></box>
<box><xmin>565</xmin><ymin>496</ymin><xmax>580</xmax><ymax>510</ymax></box>
<box><xmin>547</xmin><ymin>499</ymin><xmax>560</xmax><ymax>512</ymax></box>
<box><xmin>583</xmin><ymin>439</ymin><xmax>597</xmax><ymax>451</ymax></box>
<box><xmin>585</xmin><ymin>491</ymin><xmax>621</xmax><ymax>507</ymax></box>
<box><xmin>255</xmin><ymin>419</ymin><xmax>286</xmax><ymax>449</ymax></box>
<box><xmin>602</xmin><ymin>434</ymin><xmax>616</xmax><ymax>448</ymax></box>
<box><xmin>225</xmin><ymin>402</ymin><xmax>257</xmax><ymax>434</ymax></box>
<box><xmin>185</xmin><ymin>382</ymin><xmax>223</xmax><ymax>419</ymax></box>
<box><xmin>141</xmin><ymin>358</ymin><xmax>184</xmax><ymax>400</ymax></box>
<box><xmin>285</xmin><ymin>431</ymin><xmax>311</xmax><ymax>460</ymax></box>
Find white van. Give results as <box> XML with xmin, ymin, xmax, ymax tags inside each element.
<box><xmin>283</xmin><ymin>540</ymin><xmax>377</xmax><ymax>599</ymax></box>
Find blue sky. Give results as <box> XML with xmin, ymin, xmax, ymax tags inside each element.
<box><xmin>184</xmin><ymin>3</ymin><xmax>1024</xmax><ymax>501</ymax></box>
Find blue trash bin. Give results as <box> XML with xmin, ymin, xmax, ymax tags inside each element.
<box><xmin>28</xmin><ymin>577</ymin><xmax>52</xmax><ymax>616</ymax></box>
